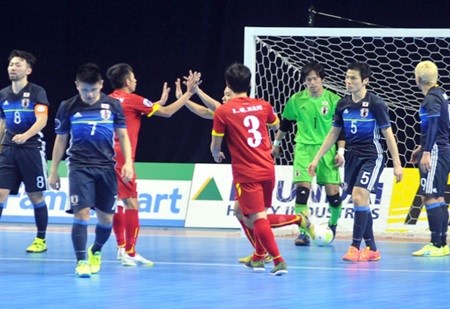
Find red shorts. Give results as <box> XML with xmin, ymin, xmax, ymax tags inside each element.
<box><xmin>115</xmin><ymin>163</ymin><xmax>138</xmax><ymax>199</ymax></box>
<box><xmin>235</xmin><ymin>179</ymin><xmax>274</xmax><ymax>216</ymax></box>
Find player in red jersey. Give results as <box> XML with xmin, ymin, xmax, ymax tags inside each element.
<box><xmin>106</xmin><ymin>63</ymin><xmax>200</xmax><ymax>266</ymax></box>
<box><xmin>210</xmin><ymin>63</ymin><xmax>315</xmax><ymax>276</ymax></box>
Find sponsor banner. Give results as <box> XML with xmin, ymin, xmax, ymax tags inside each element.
<box><xmin>1</xmin><ymin>162</ymin><xmax>194</xmax><ymax>227</ymax></box>
<box><xmin>186</xmin><ymin>164</ymin><xmax>395</xmax><ymax>233</ymax></box>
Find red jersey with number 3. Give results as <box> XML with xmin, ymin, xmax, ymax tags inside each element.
<box><xmin>212</xmin><ymin>97</ymin><xmax>278</xmax><ymax>183</ymax></box>
<box><xmin>109</xmin><ymin>90</ymin><xmax>159</xmax><ymax>163</ymax></box>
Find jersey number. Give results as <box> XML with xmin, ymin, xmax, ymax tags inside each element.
<box><xmin>14</xmin><ymin>111</ymin><xmax>21</xmax><ymax>124</ymax></box>
<box><xmin>351</xmin><ymin>120</ymin><xmax>358</xmax><ymax>134</ymax></box>
<box><xmin>243</xmin><ymin>115</ymin><xmax>262</xmax><ymax>148</ymax></box>
<box><xmin>88</xmin><ymin>122</ymin><xmax>97</xmax><ymax>135</ymax></box>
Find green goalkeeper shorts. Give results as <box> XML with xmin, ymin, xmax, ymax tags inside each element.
<box><xmin>292</xmin><ymin>143</ymin><xmax>341</xmax><ymax>185</ymax></box>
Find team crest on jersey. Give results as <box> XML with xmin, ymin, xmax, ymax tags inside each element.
<box><xmin>320</xmin><ymin>106</ymin><xmax>329</xmax><ymax>115</ymax></box>
<box><xmin>362</xmin><ymin>101</ymin><xmax>369</xmax><ymax>107</ymax></box>
<box><xmin>101</xmin><ymin>103</ymin><xmax>110</xmax><ymax>109</ymax></box>
<box><xmin>21</xmin><ymin>98</ymin><xmax>30</xmax><ymax>108</ymax></box>
<box><xmin>143</xmin><ymin>99</ymin><xmax>153</xmax><ymax>107</ymax></box>
<box><xmin>70</xmin><ymin>194</ymin><xmax>79</xmax><ymax>206</ymax></box>
<box><xmin>360</xmin><ymin>108</ymin><xmax>369</xmax><ymax>118</ymax></box>
<box><xmin>100</xmin><ymin>109</ymin><xmax>112</xmax><ymax>120</ymax></box>
<box><xmin>23</xmin><ymin>92</ymin><xmax>30</xmax><ymax>98</ymax></box>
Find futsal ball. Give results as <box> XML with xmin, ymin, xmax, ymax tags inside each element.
<box><xmin>313</xmin><ymin>223</ymin><xmax>334</xmax><ymax>247</ymax></box>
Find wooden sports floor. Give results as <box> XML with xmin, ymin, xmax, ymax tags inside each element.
<box><xmin>1</xmin><ymin>224</ymin><xmax>449</xmax><ymax>309</ymax></box>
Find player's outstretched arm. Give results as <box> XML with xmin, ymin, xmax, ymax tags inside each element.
<box><xmin>155</xmin><ymin>71</ymin><xmax>201</xmax><ymax>118</ymax></box>
<box><xmin>196</xmin><ymin>87</ymin><xmax>221</xmax><ymax>111</ymax></box>
<box><xmin>175</xmin><ymin>78</ymin><xmax>214</xmax><ymax>119</ymax></box>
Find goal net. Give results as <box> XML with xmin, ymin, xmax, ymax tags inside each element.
<box><xmin>244</xmin><ymin>27</ymin><xmax>450</xmax><ymax>239</ymax></box>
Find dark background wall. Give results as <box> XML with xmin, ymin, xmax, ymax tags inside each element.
<box><xmin>1</xmin><ymin>0</ymin><xmax>449</xmax><ymax>163</ymax></box>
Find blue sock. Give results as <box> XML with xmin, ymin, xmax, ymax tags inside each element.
<box><xmin>425</xmin><ymin>202</ymin><xmax>443</xmax><ymax>247</ymax></box>
<box><xmin>351</xmin><ymin>206</ymin><xmax>370</xmax><ymax>249</ymax></box>
<box><xmin>363</xmin><ymin>209</ymin><xmax>376</xmax><ymax>251</ymax></box>
<box><xmin>0</xmin><ymin>202</ymin><xmax>4</xmax><ymax>218</ymax></box>
<box><xmin>91</xmin><ymin>223</ymin><xmax>112</xmax><ymax>253</ymax></box>
<box><xmin>72</xmin><ymin>220</ymin><xmax>88</xmax><ymax>261</ymax></box>
<box><xmin>33</xmin><ymin>201</ymin><xmax>48</xmax><ymax>239</ymax></box>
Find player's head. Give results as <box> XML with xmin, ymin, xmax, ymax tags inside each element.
<box><xmin>415</xmin><ymin>60</ymin><xmax>438</xmax><ymax>87</ymax></box>
<box><xmin>7</xmin><ymin>50</ymin><xmax>36</xmax><ymax>82</ymax></box>
<box><xmin>106</xmin><ymin>63</ymin><xmax>137</xmax><ymax>92</ymax></box>
<box><xmin>301</xmin><ymin>61</ymin><xmax>325</xmax><ymax>96</ymax></box>
<box><xmin>75</xmin><ymin>63</ymin><xmax>103</xmax><ymax>104</ymax></box>
<box><xmin>224</xmin><ymin>63</ymin><xmax>251</xmax><ymax>94</ymax></box>
<box><xmin>345</xmin><ymin>61</ymin><xmax>371</xmax><ymax>93</ymax></box>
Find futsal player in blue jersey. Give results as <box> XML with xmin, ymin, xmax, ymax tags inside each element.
<box><xmin>48</xmin><ymin>63</ymin><xmax>134</xmax><ymax>278</ymax></box>
<box><xmin>0</xmin><ymin>50</ymin><xmax>50</xmax><ymax>253</ymax></box>
<box><xmin>308</xmin><ymin>61</ymin><xmax>403</xmax><ymax>262</ymax></box>
<box><xmin>410</xmin><ymin>60</ymin><xmax>450</xmax><ymax>257</ymax></box>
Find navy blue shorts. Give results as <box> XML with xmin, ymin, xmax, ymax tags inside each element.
<box><xmin>343</xmin><ymin>151</ymin><xmax>386</xmax><ymax>194</ymax></box>
<box><xmin>68</xmin><ymin>167</ymin><xmax>117</xmax><ymax>214</ymax></box>
<box><xmin>419</xmin><ymin>148</ymin><xmax>450</xmax><ymax>198</ymax></box>
<box><xmin>0</xmin><ymin>145</ymin><xmax>48</xmax><ymax>194</ymax></box>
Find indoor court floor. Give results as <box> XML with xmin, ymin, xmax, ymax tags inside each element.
<box><xmin>1</xmin><ymin>224</ymin><xmax>449</xmax><ymax>308</ymax></box>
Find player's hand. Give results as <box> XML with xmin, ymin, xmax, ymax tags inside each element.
<box><xmin>185</xmin><ymin>70</ymin><xmax>202</xmax><ymax>95</ymax></box>
<box><xmin>121</xmin><ymin>163</ymin><xmax>134</xmax><ymax>183</ymax></box>
<box><xmin>307</xmin><ymin>160</ymin><xmax>318</xmax><ymax>177</ymax></box>
<box><xmin>159</xmin><ymin>82</ymin><xmax>170</xmax><ymax>106</ymax></box>
<box><xmin>212</xmin><ymin>151</ymin><xmax>225</xmax><ymax>163</ymax></box>
<box><xmin>175</xmin><ymin>78</ymin><xmax>183</xmax><ymax>99</ymax></box>
<box><xmin>409</xmin><ymin>147</ymin><xmax>421</xmax><ymax>164</ymax></box>
<box><xmin>419</xmin><ymin>152</ymin><xmax>431</xmax><ymax>173</ymax></box>
<box><xmin>334</xmin><ymin>154</ymin><xmax>345</xmax><ymax>167</ymax></box>
<box><xmin>48</xmin><ymin>173</ymin><xmax>61</xmax><ymax>190</ymax></box>
<box><xmin>12</xmin><ymin>134</ymin><xmax>28</xmax><ymax>144</ymax></box>
<box><xmin>393</xmin><ymin>164</ymin><xmax>403</xmax><ymax>183</ymax></box>
<box><xmin>271</xmin><ymin>145</ymin><xmax>281</xmax><ymax>158</ymax></box>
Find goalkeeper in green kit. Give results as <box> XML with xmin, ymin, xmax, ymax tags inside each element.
<box><xmin>272</xmin><ymin>61</ymin><xmax>345</xmax><ymax>246</ymax></box>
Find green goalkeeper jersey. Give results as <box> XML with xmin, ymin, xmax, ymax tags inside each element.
<box><xmin>282</xmin><ymin>89</ymin><xmax>341</xmax><ymax>145</ymax></box>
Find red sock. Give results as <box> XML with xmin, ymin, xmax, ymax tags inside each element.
<box><xmin>125</xmin><ymin>209</ymin><xmax>140</xmax><ymax>256</ymax></box>
<box><xmin>239</xmin><ymin>220</ymin><xmax>256</xmax><ymax>248</ymax></box>
<box><xmin>267</xmin><ymin>214</ymin><xmax>301</xmax><ymax>228</ymax></box>
<box><xmin>113</xmin><ymin>206</ymin><xmax>125</xmax><ymax>247</ymax></box>
<box><xmin>252</xmin><ymin>232</ymin><xmax>267</xmax><ymax>259</ymax></box>
<box><xmin>253</xmin><ymin>218</ymin><xmax>284</xmax><ymax>264</ymax></box>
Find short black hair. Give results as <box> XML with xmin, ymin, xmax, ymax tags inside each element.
<box><xmin>300</xmin><ymin>61</ymin><xmax>325</xmax><ymax>83</ymax></box>
<box><xmin>347</xmin><ymin>61</ymin><xmax>372</xmax><ymax>80</ymax></box>
<box><xmin>106</xmin><ymin>63</ymin><xmax>133</xmax><ymax>89</ymax></box>
<box><xmin>76</xmin><ymin>63</ymin><xmax>102</xmax><ymax>84</ymax></box>
<box><xmin>224</xmin><ymin>63</ymin><xmax>251</xmax><ymax>94</ymax></box>
<box><xmin>8</xmin><ymin>50</ymin><xmax>37</xmax><ymax>68</ymax></box>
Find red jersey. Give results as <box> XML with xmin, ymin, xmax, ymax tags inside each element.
<box><xmin>212</xmin><ymin>97</ymin><xmax>278</xmax><ymax>183</ymax></box>
<box><xmin>109</xmin><ymin>90</ymin><xmax>159</xmax><ymax>162</ymax></box>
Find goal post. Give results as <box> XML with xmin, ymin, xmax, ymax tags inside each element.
<box><xmin>244</xmin><ymin>27</ymin><xmax>450</xmax><ymax>239</ymax></box>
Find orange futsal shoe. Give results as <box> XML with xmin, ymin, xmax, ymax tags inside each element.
<box><xmin>342</xmin><ymin>246</ymin><xmax>360</xmax><ymax>262</ymax></box>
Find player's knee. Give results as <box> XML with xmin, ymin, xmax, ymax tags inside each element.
<box><xmin>295</xmin><ymin>186</ymin><xmax>310</xmax><ymax>205</ymax></box>
<box><xmin>327</xmin><ymin>193</ymin><xmax>342</xmax><ymax>208</ymax></box>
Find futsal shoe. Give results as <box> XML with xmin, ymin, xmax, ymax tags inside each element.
<box><xmin>270</xmin><ymin>262</ymin><xmax>288</xmax><ymax>276</ymax></box>
<box><xmin>26</xmin><ymin>237</ymin><xmax>47</xmax><ymax>253</ymax></box>
<box><xmin>412</xmin><ymin>243</ymin><xmax>445</xmax><ymax>257</ymax></box>
<box><xmin>298</xmin><ymin>214</ymin><xmax>316</xmax><ymax>240</ymax></box>
<box><xmin>342</xmin><ymin>246</ymin><xmax>360</xmax><ymax>262</ymax></box>
<box><xmin>88</xmin><ymin>245</ymin><xmax>102</xmax><ymax>274</ymax></box>
<box><xmin>122</xmin><ymin>253</ymin><xmax>154</xmax><ymax>267</ymax></box>
<box><xmin>244</xmin><ymin>259</ymin><xmax>265</xmax><ymax>272</ymax></box>
<box><xmin>443</xmin><ymin>245</ymin><xmax>450</xmax><ymax>256</ymax></box>
<box><xmin>294</xmin><ymin>230</ymin><xmax>311</xmax><ymax>246</ymax></box>
<box><xmin>238</xmin><ymin>253</ymin><xmax>272</xmax><ymax>264</ymax></box>
<box><xmin>358</xmin><ymin>247</ymin><xmax>381</xmax><ymax>262</ymax></box>
<box><xmin>75</xmin><ymin>260</ymin><xmax>91</xmax><ymax>278</ymax></box>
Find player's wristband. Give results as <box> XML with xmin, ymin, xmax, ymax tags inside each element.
<box><xmin>273</xmin><ymin>140</ymin><xmax>282</xmax><ymax>147</ymax></box>
<box><xmin>337</xmin><ymin>148</ymin><xmax>345</xmax><ymax>156</ymax></box>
